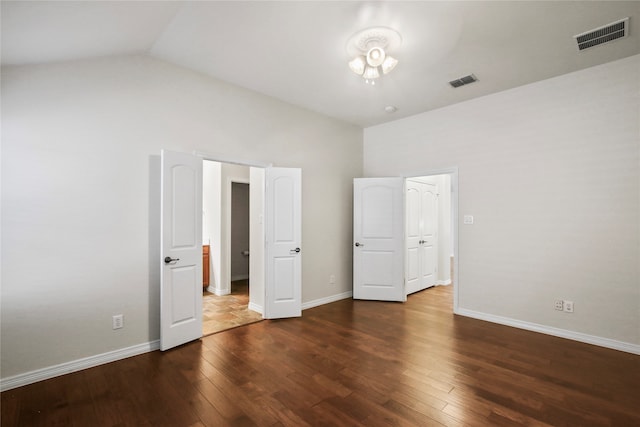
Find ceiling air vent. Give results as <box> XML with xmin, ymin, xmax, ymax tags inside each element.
<box><xmin>449</xmin><ymin>74</ymin><xmax>478</xmax><ymax>88</ymax></box>
<box><xmin>574</xmin><ymin>17</ymin><xmax>629</xmax><ymax>51</ymax></box>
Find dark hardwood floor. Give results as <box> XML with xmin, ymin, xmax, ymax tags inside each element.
<box><xmin>2</xmin><ymin>285</ymin><xmax>639</xmax><ymax>426</ymax></box>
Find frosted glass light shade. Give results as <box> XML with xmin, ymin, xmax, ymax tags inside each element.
<box><xmin>363</xmin><ymin>65</ymin><xmax>380</xmax><ymax>80</ymax></box>
<box><xmin>349</xmin><ymin>56</ymin><xmax>366</xmax><ymax>75</ymax></box>
<box><xmin>381</xmin><ymin>56</ymin><xmax>398</xmax><ymax>74</ymax></box>
<box><xmin>346</xmin><ymin>27</ymin><xmax>401</xmax><ymax>83</ymax></box>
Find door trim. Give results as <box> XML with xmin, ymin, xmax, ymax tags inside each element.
<box><xmin>195</xmin><ymin>151</ymin><xmax>273</xmax><ymax>168</ymax></box>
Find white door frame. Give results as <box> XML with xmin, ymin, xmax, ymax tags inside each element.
<box><xmin>196</xmin><ymin>151</ymin><xmax>273</xmax><ymax>169</ymax></box>
<box><xmin>404</xmin><ymin>168</ymin><xmax>459</xmax><ymax>313</ymax></box>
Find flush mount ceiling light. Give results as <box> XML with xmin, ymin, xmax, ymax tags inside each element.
<box><xmin>347</xmin><ymin>27</ymin><xmax>402</xmax><ymax>85</ymax></box>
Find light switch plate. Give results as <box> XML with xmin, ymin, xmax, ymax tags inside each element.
<box><xmin>464</xmin><ymin>215</ymin><xmax>474</xmax><ymax>225</ymax></box>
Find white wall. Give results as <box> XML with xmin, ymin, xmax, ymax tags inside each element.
<box><xmin>249</xmin><ymin>167</ymin><xmax>265</xmax><ymax>312</ymax></box>
<box><xmin>202</xmin><ymin>160</ymin><xmax>222</xmax><ymax>289</ymax></box>
<box><xmin>364</xmin><ymin>55</ymin><xmax>639</xmax><ymax>349</ymax></box>
<box><xmin>1</xmin><ymin>55</ymin><xmax>362</xmax><ymax>379</ymax></box>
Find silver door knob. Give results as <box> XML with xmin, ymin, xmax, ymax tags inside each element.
<box><xmin>290</xmin><ymin>247</ymin><xmax>301</xmax><ymax>254</ymax></box>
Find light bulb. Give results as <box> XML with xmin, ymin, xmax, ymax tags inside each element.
<box><xmin>366</xmin><ymin>47</ymin><xmax>386</xmax><ymax>67</ymax></box>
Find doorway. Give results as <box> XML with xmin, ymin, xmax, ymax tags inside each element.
<box><xmin>352</xmin><ymin>169</ymin><xmax>458</xmax><ymax>309</ymax></box>
<box><xmin>160</xmin><ymin>150</ymin><xmax>302</xmax><ymax>350</ymax></box>
<box><xmin>405</xmin><ymin>174</ymin><xmax>453</xmax><ymax>298</ymax></box>
<box><xmin>201</xmin><ymin>161</ymin><xmax>262</xmax><ymax>335</ymax></box>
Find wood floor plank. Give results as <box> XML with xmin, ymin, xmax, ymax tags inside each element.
<box><xmin>82</xmin><ymin>367</ymin><xmax>126</xmax><ymax>427</ymax></box>
<box><xmin>3</xmin><ymin>285</ymin><xmax>639</xmax><ymax>426</ymax></box>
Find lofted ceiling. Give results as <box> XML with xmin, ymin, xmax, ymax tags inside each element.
<box><xmin>2</xmin><ymin>1</ymin><xmax>639</xmax><ymax>127</ymax></box>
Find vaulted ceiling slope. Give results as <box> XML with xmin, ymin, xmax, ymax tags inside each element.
<box><xmin>2</xmin><ymin>1</ymin><xmax>639</xmax><ymax>127</ymax></box>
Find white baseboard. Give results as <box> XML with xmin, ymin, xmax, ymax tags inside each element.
<box><xmin>455</xmin><ymin>308</ymin><xmax>640</xmax><ymax>355</ymax></box>
<box><xmin>13</xmin><ymin>298</ymin><xmax>633</xmax><ymax>394</ymax></box>
<box><xmin>0</xmin><ymin>340</ymin><xmax>160</xmax><ymax>392</ymax></box>
<box><xmin>435</xmin><ymin>280</ymin><xmax>452</xmax><ymax>286</ymax></box>
<box><xmin>248</xmin><ymin>302</ymin><xmax>263</xmax><ymax>315</ymax></box>
<box><xmin>302</xmin><ymin>291</ymin><xmax>353</xmax><ymax>310</ymax></box>
<box><xmin>212</xmin><ymin>287</ymin><xmax>230</xmax><ymax>296</ymax></box>
<box><xmin>231</xmin><ymin>274</ymin><xmax>249</xmax><ymax>281</ymax></box>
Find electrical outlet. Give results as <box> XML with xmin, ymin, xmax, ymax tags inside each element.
<box><xmin>329</xmin><ymin>274</ymin><xmax>336</xmax><ymax>285</ymax></box>
<box><xmin>554</xmin><ymin>300</ymin><xmax>564</xmax><ymax>311</ymax></box>
<box><xmin>564</xmin><ymin>301</ymin><xmax>574</xmax><ymax>313</ymax></box>
<box><xmin>112</xmin><ymin>314</ymin><xmax>124</xmax><ymax>330</ymax></box>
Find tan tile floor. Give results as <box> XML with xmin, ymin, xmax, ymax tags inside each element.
<box><xmin>202</xmin><ymin>280</ymin><xmax>263</xmax><ymax>336</ymax></box>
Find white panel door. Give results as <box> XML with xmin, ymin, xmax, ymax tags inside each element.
<box><xmin>160</xmin><ymin>150</ymin><xmax>203</xmax><ymax>351</ymax></box>
<box><xmin>405</xmin><ymin>181</ymin><xmax>422</xmax><ymax>294</ymax></box>
<box><xmin>406</xmin><ymin>180</ymin><xmax>439</xmax><ymax>295</ymax></box>
<box><xmin>419</xmin><ymin>182</ymin><xmax>438</xmax><ymax>291</ymax></box>
<box><xmin>265</xmin><ymin>167</ymin><xmax>302</xmax><ymax>318</ymax></box>
<box><xmin>353</xmin><ymin>177</ymin><xmax>405</xmax><ymax>302</ymax></box>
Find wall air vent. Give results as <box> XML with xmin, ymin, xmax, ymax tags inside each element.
<box><xmin>449</xmin><ymin>74</ymin><xmax>478</xmax><ymax>88</ymax></box>
<box><xmin>574</xmin><ymin>17</ymin><xmax>629</xmax><ymax>51</ymax></box>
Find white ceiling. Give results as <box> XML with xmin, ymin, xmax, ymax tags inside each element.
<box><xmin>2</xmin><ymin>1</ymin><xmax>639</xmax><ymax>127</ymax></box>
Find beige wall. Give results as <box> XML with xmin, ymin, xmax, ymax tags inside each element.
<box><xmin>1</xmin><ymin>55</ymin><xmax>362</xmax><ymax>379</ymax></box>
<box><xmin>364</xmin><ymin>55</ymin><xmax>639</xmax><ymax>350</ymax></box>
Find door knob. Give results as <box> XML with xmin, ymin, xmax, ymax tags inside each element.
<box><xmin>164</xmin><ymin>257</ymin><xmax>180</xmax><ymax>264</ymax></box>
<box><xmin>419</xmin><ymin>240</ymin><xmax>425</xmax><ymax>244</ymax></box>
<box><xmin>355</xmin><ymin>242</ymin><xmax>364</xmax><ymax>247</ymax></box>
<box><xmin>290</xmin><ymin>247</ymin><xmax>301</xmax><ymax>254</ymax></box>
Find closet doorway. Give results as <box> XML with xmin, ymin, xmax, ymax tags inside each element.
<box><xmin>405</xmin><ymin>174</ymin><xmax>454</xmax><ymax>297</ymax></box>
<box><xmin>353</xmin><ymin>170</ymin><xmax>457</xmax><ymax>307</ymax></box>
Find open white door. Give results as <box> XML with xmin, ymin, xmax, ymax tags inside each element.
<box><xmin>160</xmin><ymin>150</ymin><xmax>203</xmax><ymax>351</ymax></box>
<box><xmin>265</xmin><ymin>167</ymin><xmax>302</xmax><ymax>318</ymax></box>
<box><xmin>406</xmin><ymin>179</ymin><xmax>439</xmax><ymax>295</ymax></box>
<box><xmin>353</xmin><ymin>177</ymin><xmax>405</xmax><ymax>302</ymax></box>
